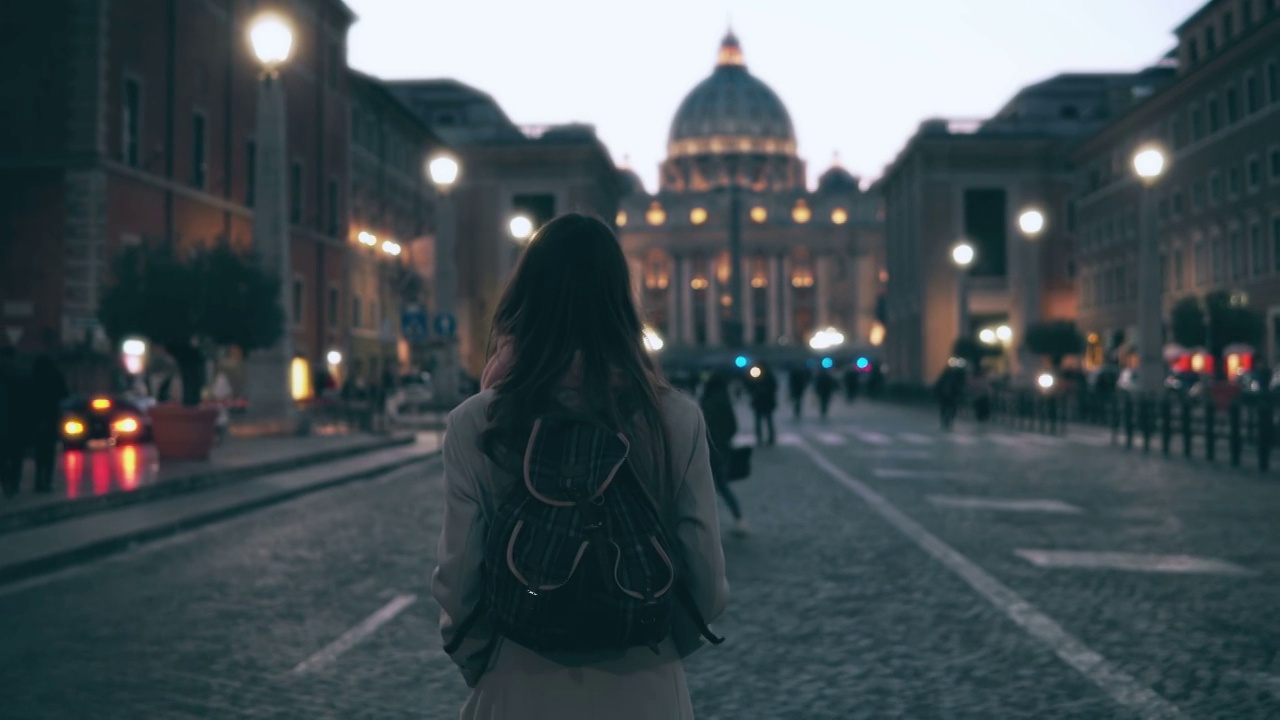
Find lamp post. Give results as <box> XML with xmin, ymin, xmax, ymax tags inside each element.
<box><xmin>1017</xmin><ymin>207</ymin><xmax>1046</xmax><ymax>383</ymax></box>
<box><xmin>428</xmin><ymin>153</ymin><xmax>461</xmax><ymax>407</ymax></box>
<box><xmin>509</xmin><ymin>214</ymin><xmax>533</xmax><ymax>243</ymax></box>
<box><xmin>952</xmin><ymin>241</ymin><xmax>975</xmax><ymax>346</ymax></box>
<box><xmin>244</xmin><ymin>12</ymin><xmax>295</xmax><ymax>423</ymax></box>
<box><xmin>1133</xmin><ymin>144</ymin><xmax>1168</xmax><ymax>396</ymax></box>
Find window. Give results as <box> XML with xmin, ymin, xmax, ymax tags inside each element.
<box><xmin>245</xmin><ymin>141</ymin><xmax>256</xmax><ymax>207</ymax></box>
<box><xmin>1169</xmin><ymin>116</ymin><xmax>1182</xmax><ymax>150</ymax></box>
<box><xmin>1245</xmin><ymin>0</ymin><xmax>1255</xmax><ymax>25</ymax></box>
<box><xmin>1158</xmin><ymin>197</ymin><xmax>1170</xmax><ymax>222</ymax></box>
<box><xmin>1269</xmin><ymin>62</ymin><xmax>1279</xmax><ymax>104</ymax></box>
<box><xmin>1229</xmin><ymin>166</ymin><xmax>1242</xmax><ymax>197</ymax></box>
<box><xmin>1213</xmin><ymin>234</ymin><xmax>1226</xmax><ymax>282</ymax></box>
<box><xmin>328</xmin><ymin>42</ymin><xmax>340</xmax><ymax>90</ymax></box>
<box><xmin>327</xmin><ymin>179</ymin><xmax>339</xmax><ymax>236</ymax></box>
<box><xmin>1226</xmin><ymin>85</ymin><xmax>1239</xmax><ymax>124</ymax></box>
<box><xmin>292</xmin><ymin>278</ymin><xmax>304</xmax><ymax>325</ymax></box>
<box><xmin>1161</xmin><ymin>252</ymin><xmax>1169</xmax><ymax>292</ymax></box>
<box><xmin>1195</xmin><ymin>241</ymin><xmax>1209</xmax><ymax>286</ymax></box>
<box><xmin>1271</xmin><ymin>147</ymin><xmax>1280</xmax><ymax>181</ymax></box>
<box><xmin>1174</xmin><ymin>248</ymin><xmax>1185</xmax><ymax>290</ymax></box>
<box><xmin>1206</xmin><ymin>27</ymin><xmax>1217</xmax><ymax>53</ymax></box>
<box><xmin>191</xmin><ymin>112</ymin><xmax>207</xmax><ymax>189</ymax></box>
<box><xmin>1252</xmin><ymin>224</ymin><xmax>1266</xmax><ymax>276</ymax></box>
<box><xmin>327</xmin><ymin>287</ymin><xmax>338</xmax><ymax>328</ymax></box>
<box><xmin>1248</xmin><ymin>156</ymin><xmax>1262</xmax><ymax>190</ymax></box>
<box><xmin>1210</xmin><ymin>171</ymin><xmax>1223</xmax><ymax>203</ymax></box>
<box><xmin>1247</xmin><ymin>73</ymin><xmax>1262</xmax><ymax>113</ymax></box>
<box><xmin>290</xmin><ymin>161</ymin><xmax>303</xmax><ymax>224</ymax></box>
<box><xmin>122</xmin><ymin>77</ymin><xmax>141</xmax><ymax>166</ymax></box>
<box><xmin>1188</xmin><ymin>39</ymin><xmax>1200</xmax><ymax>64</ymax></box>
<box><xmin>1208</xmin><ymin>95</ymin><xmax>1221</xmax><ymax>133</ymax></box>
<box><xmin>1193</xmin><ymin>180</ymin><xmax>1207</xmax><ymax>209</ymax></box>
<box><xmin>372</xmin><ymin>299</ymin><xmax>380</xmax><ymax>330</ymax></box>
<box><xmin>1172</xmin><ymin>188</ymin><xmax>1184</xmax><ymax>216</ymax></box>
<box><xmin>1224</xmin><ymin>11</ymin><xmax>1235</xmax><ymax>38</ymax></box>
<box><xmin>352</xmin><ymin>295</ymin><xmax>362</xmax><ymax>328</ymax></box>
<box><xmin>1190</xmin><ymin>105</ymin><xmax>1204</xmax><ymax>141</ymax></box>
<box><xmin>1231</xmin><ymin>229</ymin><xmax>1245</xmax><ymax>280</ymax></box>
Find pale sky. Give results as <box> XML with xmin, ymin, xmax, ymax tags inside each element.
<box><xmin>345</xmin><ymin>0</ymin><xmax>1206</xmax><ymax>191</ymax></box>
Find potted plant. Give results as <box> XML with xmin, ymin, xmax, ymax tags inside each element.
<box><xmin>99</xmin><ymin>241</ymin><xmax>285</xmax><ymax>460</ymax></box>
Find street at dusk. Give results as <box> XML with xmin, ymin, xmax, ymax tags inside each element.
<box><xmin>4</xmin><ymin>0</ymin><xmax>1280</xmax><ymax>717</ymax></box>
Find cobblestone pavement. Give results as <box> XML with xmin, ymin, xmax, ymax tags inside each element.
<box><xmin>1</xmin><ymin>396</ymin><xmax>1278</xmax><ymax>718</ymax></box>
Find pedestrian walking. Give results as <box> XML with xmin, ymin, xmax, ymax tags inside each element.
<box><xmin>970</xmin><ymin>370</ymin><xmax>992</xmax><ymax>423</ymax></box>
<box><xmin>814</xmin><ymin>369</ymin><xmax>838</xmax><ymax>421</ymax></box>
<box><xmin>842</xmin><ymin>365</ymin><xmax>860</xmax><ymax>403</ymax></box>
<box><xmin>747</xmin><ymin>363</ymin><xmax>778</xmax><ymax>446</ymax></box>
<box><xmin>699</xmin><ymin>372</ymin><xmax>747</xmax><ymax>535</ymax></box>
<box><xmin>433</xmin><ymin>214</ymin><xmax>728</xmax><ymax>720</ymax></box>
<box><xmin>935</xmin><ymin>363</ymin><xmax>966</xmax><ymax>430</ymax></box>
<box><xmin>788</xmin><ymin>364</ymin><xmax>811</xmax><ymax>419</ymax></box>
<box><xmin>0</xmin><ymin>347</ymin><xmax>24</xmax><ymax>498</ymax></box>
<box><xmin>27</xmin><ymin>356</ymin><xmax>68</xmax><ymax>493</ymax></box>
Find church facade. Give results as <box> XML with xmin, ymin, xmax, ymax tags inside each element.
<box><xmin>618</xmin><ymin>33</ymin><xmax>884</xmax><ymax>363</ymax></box>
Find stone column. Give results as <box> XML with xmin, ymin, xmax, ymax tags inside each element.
<box><xmin>766</xmin><ymin>256</ymin><xmax>780</xmax><ymax>343</ymax></box>
<box><xmin>741</xmin><ymin>256</ymin><xmax>755</xmax><ymax>345</ymax></box>
<box><xmin>706</xmin><ymin>258</ymin><xmax>721</xmax><ymax>347</ymax></box>
<box><xmin>782</xmin><ymin>255</ymin><xmax>795</xmax><ymax>342</ymax></box>
<box><xmin>667</xmin><ymin>254</ymin><xmax>680</xmax><ymax>344</ymax></box>
<box><xmin>816</xmin><ymin>255</ymin><xmax>831</xmax><ymax>328</ymax></box>
<box><xmin>680</xmin><ymin>257</ymin><xmax>695</xmax><ymax>345</ymax></box>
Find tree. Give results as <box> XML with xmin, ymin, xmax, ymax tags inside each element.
<box><xmin>952</xmin><ymin>337</ymin><xmax>1002</xmax><ymax>367</ymax></box>
<box><xmin>99</xmin><ymin>241</ymin><xmax>286</xmax><ymax>406</ymax></box>
<box><xmin>1204</xmin><ymin>291</ymin><xmax>1263</xmax><ymax>355</ymax></box>
<box><xmin>1024</xmin><ymin>320</ymin><xmax>1085</xmax><ymax>368</ymax></box>
<box><xmin>1170</xmin><ymin>296</ymin><xmax>1207</xmax><ymax>348</ymax></box>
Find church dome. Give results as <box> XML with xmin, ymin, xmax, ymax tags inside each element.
<box><xmin>667</xmin><ymin>32</ymin><xmax>796</xmax><ymax>158</ymax></box>
<box><xmin>817</xmin><ymin>162</ymin><xmax>860</xmax><ymax>193</ymax></box>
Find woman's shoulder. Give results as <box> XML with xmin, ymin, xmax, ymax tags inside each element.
<box><xmin>658</xmin><ymin>388</ymin><xmax>705</xmax><ymax>436</ymax></box>
<box><xmin>446</xmin><ymin>389</ymin><xmax>496</xmax><ymax>437</ymax></box>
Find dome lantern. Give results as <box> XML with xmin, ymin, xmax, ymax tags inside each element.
<box><xmin>716</xmin><ymin>30</ymin><xmax>745</xmax><ymax>68</ymax></box>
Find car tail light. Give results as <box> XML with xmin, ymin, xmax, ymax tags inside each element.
<box><xmin>91</xmin><ymin>397</ymin><xmax>112</xmax><ymax>411</ymax></box>
<box><xmin>113</xmin><ymin>417</ymin><xmax>140</xmax><ymax>434</ymax></box>
<box><xmin>64</xmin><ymin>420</ymin><xmax>86</xmax><ymax>436</ymax></box>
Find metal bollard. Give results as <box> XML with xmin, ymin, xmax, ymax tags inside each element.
<box><xmin>1205</xmin><ymin>401</ymin><xmax>1216</xmax><ymax>462</ymax></box>
<box><xmin>1181</xmin><ymin>398</ymin><xmax>1193</xmax><ymax>458</ymax></box>
<box><xmin>1160</xmin><ymin>396</ymin><xmax>1172</xmax><ymax>457</ymax></box>
<box><xmin>1229</xmin><ymin>403</ymin><xmax>1242</xmax><ymax>468</ymax></box>
<box><xmin>1259</xmin><ymin>397</ymin><xmax>1273</xmax><ymax>473</ymax></box>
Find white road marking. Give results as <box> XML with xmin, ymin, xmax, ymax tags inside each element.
<box><xmin>797</xmin><ymin>440</ymin><xmax>1186</xmax><ymax>720</ymax></box>
<box><xmin>293</xmin><ymin>594</ymin><xmax>418</xmax><ymax>674</ymax></box>
<box><xmin>863</xmin><ymin>449</ymin><xmax>934</xmax><ymax>460</ymax></box>
<box><xmin>899</xmin><ymin>433</ymin><xmax>935</xmax><ymax>445</ymax></box>
<box><xmin>874</xmin><ymin>468</ymin><xmax>984</xmax><ymax>482</ymax></box>
<box><xmin>1014</xmin><ymin>550</ymin><xmax>1255</xmax><ymax>576</ymax></box>
<box><xmin>988</xmin><ymin>434</ymin><xmax>1029</xmax><ymax>448</ymax></box>
<box><xmin>928</xmin><ymin>496</ymin><xmax>1084</xmax><ymax>514</ymax></box>
<box><xmin>945</xmin><ymin>434</ymin><xmax>978</xmax><ymax>445</ymax></box>
<box><xmin>1022</xmin><ymin>434</ymin><xmax>1065</xmax><ymax>448</ymax></box>
<box><xmin>732</xmin><ymin>432</ymin><xmax>757</xmax><ymax>446</ymax></box>
<box><xmin>1070</xmin><ymin>434</ymin><xmax>1113</xmax><ymax>447</ymax></box>
<box><xmin>777</xmin><ymin>432</ymin><xmax>804</xmax><ymax>446</ymax></box>
<box><xmin>849</xmin><ymin>429</ymin><xmax>891</xmax><ymax>445</ymax></box>
<box><xmin>816</xmin><ymin>431</ymin><xmax>847</xmax><ymax>446</ymax></box>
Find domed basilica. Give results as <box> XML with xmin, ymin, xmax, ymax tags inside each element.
<box><xmin>618</xmin><ymin>32</ymin><xmax>884</xmax><ymax>361</ymax></box>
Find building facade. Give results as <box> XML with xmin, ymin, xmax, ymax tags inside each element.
<box><xmin>347</xmin><ymin>71</ymin><xmax>443</xmax><ymax>385</ymax></box>
<box><xmin>0</xmin><ymin>0</ymin><xmax>355</xmax><ymax>395</ymax></box>
<box><xmin>877</xmin><ymin>72</ymin><xmax>1169</xmax><ymax>386</ymax></box>
<box><xmin>1073</xmin><ymin>0</ymin><xmax>1280</xmax><ymax>366</ymax></box>
<box><xmin>390</xmin><ymin>80</ymin><xmax>625</xmax><ymax>379</ymax></box>
<box><xmin>618</xmin><ymin>33</ymin><xmax>884</xmax><ymax>364</ymax></box>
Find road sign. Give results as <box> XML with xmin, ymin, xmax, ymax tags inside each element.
<box><xmin>434</xmin><ymin>313</ymin><xmax>457</xmax><ymax>339</ymax></box>
<box><xmin>401</xmin><ymin>307</ymin><xmax>429</xmax><ymax>344</ymax></box>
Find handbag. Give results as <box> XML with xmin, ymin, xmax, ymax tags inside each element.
<box><xmin>728</xmin><ymin>446</ymin><xmax>752</xmax><ymax>481</ymax></box>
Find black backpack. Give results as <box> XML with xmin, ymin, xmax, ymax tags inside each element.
<box><xmin>444</xmin><ymin>415</ymin><xmax>723</xmax><ymax>656</ymax></box>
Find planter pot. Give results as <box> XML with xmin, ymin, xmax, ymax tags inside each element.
<box><xmin>149</xmin><ymin>404</ymin><xmax>219</xmax><ymax>461</ymax></box>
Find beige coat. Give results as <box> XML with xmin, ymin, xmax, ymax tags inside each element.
<box><xmin>432</xmin><ymin>388</ymin><xmax>730</xmax><ymax>719</ymax></box>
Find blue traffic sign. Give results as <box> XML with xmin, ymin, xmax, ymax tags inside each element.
<box><xmin>401</xmin><ymin>307</ymin><xmax>428</xmax><ymax>344</ymax></box>
<box><xmin>434</xmin><ymin>313</ymin><xmax>457</xmax><ymax>339</ymax></box>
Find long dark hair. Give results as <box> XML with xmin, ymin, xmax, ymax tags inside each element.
<box><xmin>482</xmin><ymin>214</ymin><xmax>672</xmax><ymax>492</ymax></box>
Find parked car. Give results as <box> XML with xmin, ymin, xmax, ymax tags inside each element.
<box><xmin>60</xmin><ymin>394</ymin><xmax>153</xmax><ymax>450</ymax></box>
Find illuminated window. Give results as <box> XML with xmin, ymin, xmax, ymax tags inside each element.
<box><xmin>644</xmin><ymin>249</ymin><xmax>670</xmax><ymax>290</ymax></box>
<box><xmin>690</xmin><ymin>276</ymin><xmax>709</xmax><ymax>290</ymax></box>
<box><xmin>791</xmin><ymin>273</ymin><xmax>815</xmax><ymax>288</ymax></box>
<box><xmin>645</xmin><ymin>202</ymin><xmax>666</xmax><ymax>226</ymax></box>
<box><xmin>715</xmin><ymin>251</ymin><xmax>731</xmax><ymax>283</ymax></box>
<box><xmin>831</xmin><ymin>208</ymin><xmax>848</xmax><ymax>225</ymax></box>
<box><xmin>616</xmin><ymin>210</ymin><xmax>628</xmax><ymax>227</ymax></box>
<box><xmin>750</xmin><ymin>206</ymin><xmax>768</xmax><ymax>223</ymax></box>
<box><xmin>720</xmin><ymin>294</ymin><xmax>732</xmax><ymax>307</ymax></box>
<box><xmin>791</xmin><ymin>200</ymin><xmax>811</xmax><ymax>224</ymax></box>
<box><xmin>690</xmin><ymin>207</ymin><xmax>708</xmax><ymax>225</ymax></box>
<box><xmin>750</xmin><ymin>257</ymin><xmax>768</xmax><ymax>288</ymax></box>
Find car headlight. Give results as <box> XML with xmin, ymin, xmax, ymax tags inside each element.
<box><xmin>63</xmin><ymin>419</ymin><xmax>86</xmax><ymax>437</ymax></box>
<box><xmin>113</xmin><ymin>417</ymin><xmax>140</xmax><ymax>434</ymax></box>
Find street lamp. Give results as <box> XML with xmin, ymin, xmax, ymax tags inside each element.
<box><xmin>1016</xmin><ymin>206</ymin><xmax>1046</xmax><ymax>385</ymax></box>
<box><xmin>427</xmin><ymin>152</ymin><xmax>461</xmax><ymax>407</ymax></box>
<box><xmin>1132</xmin><ymin>143</ymin><xmax>1168</xmax><ymax>396</ymax></box>
<box><xmin>952</xmin><ymin>242</ymin><xmax>975</xmax><ymax>346</ymax></box>
<box><xmin>509</xmin><ymin>214</ymin><xmax>533</xmax><ymax>242</ymax></box>
<box><xmin>996</xmin><ymin>325</ymin><xmax>1013</xmax><ymax>343</ymax></box>
<box><xmin>244</xmin><ymin>11</ymin><xmax>296</xmax><ymax>423</ymax></box>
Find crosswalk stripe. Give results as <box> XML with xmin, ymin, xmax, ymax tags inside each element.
<box><xmin>928</xmin><ymin>496</ymin><xmax>1083</xmax><ymax>514</ymax></box>
<box><xmin>946</xmin><ymin>434</ymin><xmax>978</xmax><ymax>445</ymax></box>
<box><xmin>849</xmin><ymin>429</ymin><xmax>891</xmax><ymax>445</ymax></box>
<box><xmin>816</xmin><ymin>432</ymin><xmax>847</xmax><ymax>446</ymax></box>
<box><xmin>1015</xmin><ymin>550</ymin><xmax>1255</xmax><ymax>576</ymax></box>
<box><xmin>873</xmin><ymin>468</ymin><xmax>984</xmax><ymax>481</ymax></box>
<box><xmin>899</xmin><ymin>433</ymin><xmax>935</xmax><ymax>445</ymax></box>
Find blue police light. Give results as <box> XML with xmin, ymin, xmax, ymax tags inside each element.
<box><xmin>735</xmin><ymin>355</ymin><xmax>749</xmax><ymax>369</ymax></box>
<box><xmin>856</xmin><ymin>357</ymin><xmax>870</xmax><ymax>370</ymax></box>
<box><xmin>822</xmin><ymin>357</ymin><xmax>834</xmax><ymax>369</ymax></box>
